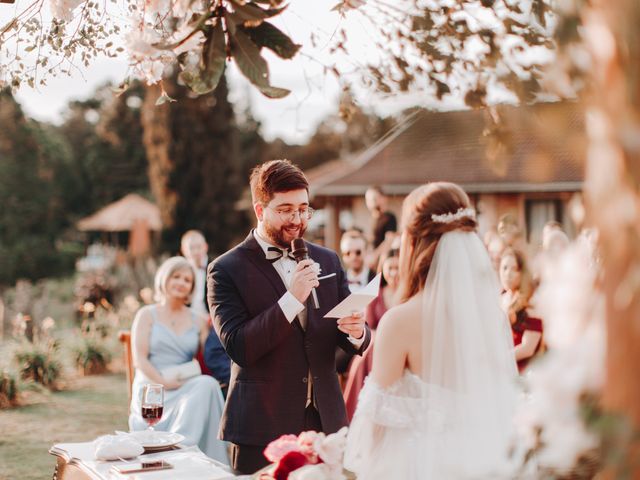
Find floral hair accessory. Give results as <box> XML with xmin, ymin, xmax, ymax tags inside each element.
<box><xmin>431</xmin><ymin>207</ymin><xmax>476</xmax><ymax>224</ymax></box>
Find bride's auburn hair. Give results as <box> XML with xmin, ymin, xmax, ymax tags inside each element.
<box><xmin>399</xmin><ymin>182</ymin><xmax>477</xmax><ymax>301</ymax></box>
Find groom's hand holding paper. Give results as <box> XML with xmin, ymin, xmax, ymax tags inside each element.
<box><xmin>324</xmin><ymin>273</ymin><xmax>381</xmax><ymax>319</ymax></box>
<box><xmin>337</xmin><ymin>311</ymin><xmax>366</xmax><ymax>338</ymax></box>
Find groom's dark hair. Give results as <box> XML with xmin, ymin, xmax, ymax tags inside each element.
<box><xmin>250</xmin><ymin>159</ymin><xmax>309</xmax><ymax>205</ymax></box>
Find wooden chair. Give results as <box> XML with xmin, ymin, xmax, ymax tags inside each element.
<box><xmin>118</xmin><ymin>329</ymin><xmax>213</xmax><ymax>401</ymax></box>
<box><xmin>118</xmin><ymin>330</ymin><xmax>134</xmax><ymax>402</ymax></box>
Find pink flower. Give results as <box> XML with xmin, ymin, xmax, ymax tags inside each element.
<box><xmin>273</xmin><ymin>451</ymin><xmax>309</xmax><ymax>480</ymax></box>
<box><xmin>264</xmin><ymin>435</ymin><xmax>301</xmax><ymax>463</ymax></box>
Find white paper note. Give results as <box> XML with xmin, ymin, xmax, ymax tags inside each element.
<box><xmin>323</xmin><ymin>273</ymin><xmax>381</xmax><ymax>318</ymax></box>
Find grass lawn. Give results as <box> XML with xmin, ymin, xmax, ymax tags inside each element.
<box><xmin>0</xmin><ymin>373</ymin><xmax>129</xmax><ymax>480</ymax></box>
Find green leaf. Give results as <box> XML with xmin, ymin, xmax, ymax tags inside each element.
<box><xmin>203</xmin><ymin>21</ymin><xmax>226</xmax><ymax>83</ymax></box>
<box><xmin>434</xmin><ymin>79</ymin><xmax>450</xmax><ymax>99</ymax></box>
<box><xmin>111</xmin><ymin>78</ymin><xmax>131</xmax><ymax>96</ymax></box>
<box><xmin>255</xmin><ymin>84</ymin><xmax>290</xmax><ymax>99</ymax></box>
<box><xmin>240</xmin><ymin>21</ymin><xmax>300</xmax><ymax>59</ymax></box>
<box><xmin>180</xmin><ymin>21</ymin><xmax>226</xmax><ymax>95</ymax></box>
<box><xmin>155</xmin><ymin>91</ymin><xmax>176</xmax><ymax>105</ymax></box>
<box><xmin>248</xmin><ymin>0</ymin><xmax>287</xmax><ymax>6</ymax></box>
<box><xmin>228</xmin><ymin>3</ymin><xmax>287</xmax><ymax>27</ymax></box>
<box><xmin>231</xmin><ymin>28</ymin><xmax>289</xmax><ymax>98</ymax></box>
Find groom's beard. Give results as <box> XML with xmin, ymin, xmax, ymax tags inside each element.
<box><xmin>264</xmin><ymin>221</ymin><xmax>307</xmax><ymax>249</ymax></box>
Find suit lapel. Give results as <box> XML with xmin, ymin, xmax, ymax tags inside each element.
<box><xmin>239</xmin><ymin>232</ymin><xmax>315</xmax><ymax>335</ymax></box>
<box><xmin>239</xmin><ymin>231</ymin><xmax>289</xmax><ymax>301</ymax></box>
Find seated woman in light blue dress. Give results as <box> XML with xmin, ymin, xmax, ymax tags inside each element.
<box><xmin>128</xmin><ymin>256</ymin><xmax>228</xmax><ymax>464</ymax></box>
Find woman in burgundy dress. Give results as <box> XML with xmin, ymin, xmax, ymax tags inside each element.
<box><xmin>499</xmin><ymin>248</ymin><xmax>543</xmax><ymax>372</ymax></box>
<box><xmin>343</xmin><ymin>245</ymin><xmax>400</xmax><ymax>420</ymax></box>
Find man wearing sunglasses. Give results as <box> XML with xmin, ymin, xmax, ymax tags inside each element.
<box><xmin>340</xmin><ymin>230</ymin><xmax>376</xmax><ymax>293</ymax></box>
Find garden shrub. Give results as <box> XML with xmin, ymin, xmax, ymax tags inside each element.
<box><xmin>14</xmin><ymin>340</ymin><xmax>61</xmax><ymax>389</ymax></box>
<box><xmin>0</xmin><ymin>369</ymin><xmax>19</xmax><ymax>408</ymax></box>
<box><xmin>74</xmin><ymin>340</ymin><xmax>112</xmax><ymax>375</ymax></box>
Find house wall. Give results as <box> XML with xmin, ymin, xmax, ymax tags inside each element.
<box><xmin>476</xmin><ymin>192</ymin><xmax>579</xmax><ymax>250</ymax></box>
<box><xmin>315</xmin><ymin>191</ymin><xmax>580</xmax><ymax>255</ymax></box>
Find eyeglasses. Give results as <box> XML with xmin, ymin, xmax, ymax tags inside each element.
<box><xmin>266</xmin><ymin>206</ymin><xmax>314</xmax><ymax>222</ymax></box>
<box><xmin>342</xmin><ymin>250</ymin><xmax>362</xmax><ymax>257</ymax></box>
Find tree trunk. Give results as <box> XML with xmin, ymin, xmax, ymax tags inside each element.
<box><xmin>140</xmin><ymin>73</ymin><xmax>245</xmax><ymax>255</ymax></box>
<box><xmin>141</xmin><ymin>84</ymin><xmax>176</xmax><ymax>230</ymax></box>
<box><xmin>584</xmin><ymin>0</ymin><xmax>640</xmax><ymax>476</ymax></box>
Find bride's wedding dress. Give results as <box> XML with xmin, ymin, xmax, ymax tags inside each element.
<box><xmin>345</xmin><ymin>370</ymin><xmax>433</xmax><ymax>479</ymax></box>
<box><xmin>344</xmin><ymin>231</ymin><xmax>518</xmax><ymax>479</ymax></box>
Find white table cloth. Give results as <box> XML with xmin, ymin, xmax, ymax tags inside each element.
<box><xmin>50</xmin><ymin>441</ymin><xmax>246</xmax><ymax>479</ymax></box>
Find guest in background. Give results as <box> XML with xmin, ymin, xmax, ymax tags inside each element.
<box><xmin>365</xmin><ymin>186</ymin><xmax>397</xmax><ymax>249</ymax></box>
<box><xmin>499</xmin><ymin>248</ymin><xmax>543</xmax><ymax>372</ymax></box>
<box><xmin>336</xmin><ymin>229</ymin><xmax>375</xmax><ymax>380</ymax></box>
<box><xmin>541</xmin><ymin>220</ymin><xmax>563</xmax><ymax>245</ymax></box>
<box><xmin>343</xmin><ymin>243</ymin><xmax>400</xmax><ymax>420</ymax></box>
<box><xmin>497</xmin><ymin>213</ymin><xmax>527</xmax><ymax>252</ymax></box>
<box><xmin>365</xmin><ymin>186</ymin><xmax>397</xmax><ymax>273</ymax></box>
<box><xmin>180</xmin><ymin>230</ymin><xmax>209</xmax><ymax>315</ymax></box>
<box><xmin>541</xmin><ymin>222</ymin><xmax>570</xmax><ymax>256</ymax></box>
<box><xmin>180</xmin><ymin>230</ymin><xmax>230</xmax><ymax>394</ymax></box>
<box><xmin>129</xmin><ymin>256</ymin><xmax>229</xmax><ymax>463</ymax></box>
<box><xmin>340</xmin><ymin>229</ymin><xmax>376</xmax><ymax>293</ymax></box>
<box><xmin>484</xmin><ymin>227</ymin><xmax>507</xmax><ymax>274</ymax></box>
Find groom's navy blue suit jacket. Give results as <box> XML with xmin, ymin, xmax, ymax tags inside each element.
<box><xmin>207</xmin><ymin>232</ymin><xmax>371</xmax><ymax>446</ymax></box>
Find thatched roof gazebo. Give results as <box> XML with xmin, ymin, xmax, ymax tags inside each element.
<box><xmin>77</xmin><ymin>194</ymin><xmax>162</xmax><ymax>257</ymax></box>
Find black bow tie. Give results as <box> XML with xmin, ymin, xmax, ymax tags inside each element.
<box><xmin>266</xmin><ymin>246</ymin><xmax>296</xmax><ymax>263</ymax></box>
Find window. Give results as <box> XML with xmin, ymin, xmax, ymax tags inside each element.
<box><xmin>525</xmin><ymin>199</ymin><xmax>562</xmax><ymax>246</ymax></box>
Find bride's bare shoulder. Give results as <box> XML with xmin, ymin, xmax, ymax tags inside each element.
<box><xmin>377</xmin><ymin>295</ymin><xmax>422</xmax><ymax>338</ymax></box>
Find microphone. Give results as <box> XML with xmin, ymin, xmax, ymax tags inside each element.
<box><xmin>290</xmin><ymin>238</ymin><xmax>320</xmax><ymax>310</ymax></box>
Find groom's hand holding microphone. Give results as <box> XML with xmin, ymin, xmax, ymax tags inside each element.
<box><xmin>288</xmin><ymin>237</ymin><xmax>365</xmax><ymax>340</ymax></box>
<box><xmin>289</xmin><ymin>259</ymin><xmax>320</xmax><ymax>304</ymax></box>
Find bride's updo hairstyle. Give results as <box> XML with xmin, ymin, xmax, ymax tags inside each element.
<box><xmin>398</xmin><ymin>182</ymin><xmax>477</xmax><ymax>301</ymax></box>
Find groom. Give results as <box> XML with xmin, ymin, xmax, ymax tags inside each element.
<box><xmin>208</xmin><ymin>159</ymin><xmax>371</xmax><ymax>474</ymax></box>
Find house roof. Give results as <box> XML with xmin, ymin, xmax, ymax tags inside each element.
<box><xmin>77</xmin><ymin>193</ymin><xmax>162</xmax><ymax>232</ymax></box>
<box><xmin>310</xmin><ymin>102</ymin><xmax>586</xmax><ymax>197</ymax></box>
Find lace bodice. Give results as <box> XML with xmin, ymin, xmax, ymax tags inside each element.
<box><xmin>354</xmin><ymin>369</ymin><xmax>451</xmax><ymax>431</ymax></box>
<box><xmin>344</xmin><ymin>370</ymin><xmax>435</xmax><ymax>479</ymax></box>
<box><xmin>345</xmin><ymin>369</ymin><xmax>518</xmax><ymax>480</ymax></box>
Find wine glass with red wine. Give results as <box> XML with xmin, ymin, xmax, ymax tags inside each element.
<box><xmin>141</xmin><ymin>384</ymin><xmax>164</xmax><ymax>431</ymax></box>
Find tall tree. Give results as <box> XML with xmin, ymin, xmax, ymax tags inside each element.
<box><xmin>0</xmin><ymin>89</ymin><xmax>75</xmax><ymax>284</ymax></box>
<box><xmin>57</xmin><ymin>82</ymin><xmax>149</xmax><ymax>217</ymax></box>
<box><xmin>142</xmin><ymin>74</ymin><xmax>246</xmax><ymax>255</ymax></box>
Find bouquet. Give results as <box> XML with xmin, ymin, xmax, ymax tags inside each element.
<box><xmin>255</xmin><ymin>427</ymin><xmax>354</xmax><ymax>480</ymax></box>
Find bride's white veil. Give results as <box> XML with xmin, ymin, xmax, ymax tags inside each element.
<box><xmin>419</xmin><ymin>230</ymin><xmax>518</xmax><ymax>478</ymax></box>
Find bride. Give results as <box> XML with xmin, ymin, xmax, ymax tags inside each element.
<box><xmin>344</xmin><ymin>182</ymin><xmax>518</xmax><ymax>479</ymax></box>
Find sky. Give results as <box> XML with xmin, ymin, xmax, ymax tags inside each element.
<box><xmin>1</xmin><ymin>1</ymin><xmax>395</xmax><ymax>144</ymax></box>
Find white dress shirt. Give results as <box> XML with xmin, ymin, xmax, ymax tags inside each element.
<box><xmin>190</xmin><ymin>260</ymin><xmax>208</xmax><ymax>315</ymax></box>
<box><xmin>253</xmin><ymin>230</ymin><xmax>364</xmax><ymax>347</ymax></box>
<box><xmin>346</xmin><ymin>267</ymin><xmax>372</xmax><ymax>293</ymax></box>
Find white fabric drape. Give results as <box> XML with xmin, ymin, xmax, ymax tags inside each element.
<box><xmin>419</xmin><ymin>231</ymin><xmax>518</xmax><ymax>478</ymax></box>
